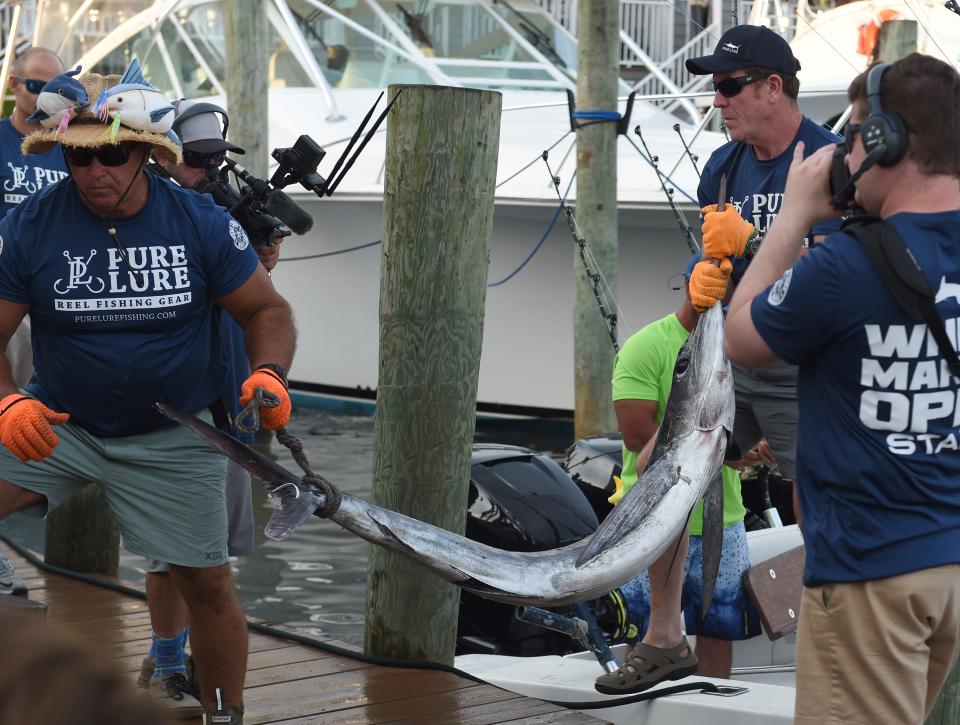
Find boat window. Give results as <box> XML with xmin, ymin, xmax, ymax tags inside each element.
<box><xmin>286</xmin><ymin>0</ymin><xmax>435</xmax><ymax>88</ymax></box>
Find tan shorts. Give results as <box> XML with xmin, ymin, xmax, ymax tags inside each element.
<box><xmin>795</xmin><ymin>566</ymin><xmax>960</xmax><ymax>725</ymax></box>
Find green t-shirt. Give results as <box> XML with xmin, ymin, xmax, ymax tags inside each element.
<box><xmin>612</xmin><ymin>312</ymin><xmax>745</xmax><ymax>535</ymax></box>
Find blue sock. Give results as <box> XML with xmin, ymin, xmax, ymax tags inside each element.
<box><xmin>152</xmin><ymin>627</ymin><xmax>188</xmax><ymax>679</ymax></box>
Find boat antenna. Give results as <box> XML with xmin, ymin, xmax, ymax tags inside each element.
<box><xmin>542</xmin><ymin>151</ymin><xmax>622</xmax><ymax>352</ymax></box>
<box><xmin>633</xmin><ymin>124</ymin><xmax>699</xmax><ymax>254</ymax></box>
<box><xmin>672</xmin><ymin>123</ymin><xmax>701</xmax><ymax>178</ymax></box>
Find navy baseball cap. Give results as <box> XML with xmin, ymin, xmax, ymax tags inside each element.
<box><xmin>686</xmin><ymin>25</ymin><xmax>800</xmax><ymax>76</ymax></box>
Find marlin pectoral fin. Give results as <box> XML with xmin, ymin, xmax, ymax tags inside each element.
<box><xmin>150</xmin><ymin>105</ymin><xmax>174</xmax><ymax>123</ymax></box>
<box><xmin>575</xmin><ymin>455</ymin><xmax>676</xmax><ymax>567</ymax></box>
<box><xmin>700</xmin><ymin>469</ymin><xmax>723</xmax><ymax>620</ymax></box>
<box><xmin>154</xmin><ymin>403</ymin><xmax>328</xmax><ymax>540</ymax></box>
<box><xmin>26</xmin><ymin>109</ymin><xmax>48</xmax><ymax>123</ymax></box>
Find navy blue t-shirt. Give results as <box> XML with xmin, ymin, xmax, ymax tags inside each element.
<box><xmin>698</xmin><ymin>116</ymin><xmax>842</xmax><ymax>281</ymax></box>
<box><xmin>0</xmin><ymin>172</ymin><xmax>259</xmax><ymax>437</ymax></box>
<box><xmin>751</xmin><ymin>211</ymin><xmax>960</xmax><ymax>586</ymax></box>
<box><xmin>0</xmin><ymin>118</ymin><xmax>67</xmax><ymax>218</ymax></box>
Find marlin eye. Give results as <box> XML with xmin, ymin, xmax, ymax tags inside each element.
<box><xmin>58</xmin><ymin>89</ymin><xmax>64</xmax><ymax>95</ymax></box>
<box><xmin>675</xmin><ymin>356</ymin><xmax>689</xmax><ymax>376</ymax></box>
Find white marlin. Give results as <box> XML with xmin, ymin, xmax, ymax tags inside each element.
<box><xmin>157</xmin><ymin>302</ymin><xmax>733</xmax><ymax>606</ymax></box>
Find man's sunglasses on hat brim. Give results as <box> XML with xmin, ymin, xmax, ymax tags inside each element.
<box><xmin>712</xmin><ymin>74</ymin><xmax>772</xmax><ymax>98</ymax></box>
<box><xmin>63</xmin><ymin>142</ymin><xmax>142</xmax><ymax>168</ymax></box>
<box><xmin>13</xmin><ymin>77</ymin><xmax>46</xmax><ymax>94</ymax></box>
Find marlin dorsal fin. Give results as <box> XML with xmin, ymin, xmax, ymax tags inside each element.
<box><xmin>118</xmin><ymin>58</ymin><xmax>150</xmax><ymax>88</ymax></box>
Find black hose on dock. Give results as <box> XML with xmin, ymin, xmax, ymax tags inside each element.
<box><xmin>0</xmin><ymin>533</ymin><xmax>718</xmax><ymax>710</ymax></box>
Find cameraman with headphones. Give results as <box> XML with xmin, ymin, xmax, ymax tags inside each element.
<box><xmin>725</xmin><ymin>53</ymin><xmax>960</xmax><ymax>724</ymax></box>
<box><xmin>139</xmin><ymin>101</ymin><xmax>284</xmax><ymax>718</ymax></box>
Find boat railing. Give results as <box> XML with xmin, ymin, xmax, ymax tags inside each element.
<box><xmin>631</xmin><ymin>24</ymin><xmax>718</xmax><ymax>112</ymax></box>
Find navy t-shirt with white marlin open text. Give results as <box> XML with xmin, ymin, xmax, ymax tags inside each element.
<box><xmin>751</xmin><ymin>211</ymin><xmax>960</xmax><ymax>587</ymax></box>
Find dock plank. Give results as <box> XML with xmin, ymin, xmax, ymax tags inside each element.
<box><xmin>0</xmin><ymin>542</ymin><xmax>607</xmax><ymax>725</ymax></box>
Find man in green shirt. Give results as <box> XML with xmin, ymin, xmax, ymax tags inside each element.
<box><xmin>596</xmin><ymin>257</ymin><xmax>765</xmax><ymax>693</ymax></box>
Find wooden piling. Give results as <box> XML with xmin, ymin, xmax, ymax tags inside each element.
<box><xmin>45</xmin><ymin>486</ymin><xmax>118</xmax><ymax>575</ymax></box>
<box><xmin>573</xmin><ymin>0</ymin><xmax>620</xmax><ymax>439</ymax></box>
<box><xmin>224</xmin><ymin>0</ymin><xmax>268</xmax><ymax>176</ymax></box>
<box><xmin>364</xmin><ymin>84</ymin><xmax>501</xmax><ymax>664</ymax></box>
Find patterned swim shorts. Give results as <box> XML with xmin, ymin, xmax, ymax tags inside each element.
<box><xmin>618</xmin><ymin>521</ymin><xmax>762</xmax><ymax>641</ymax></box>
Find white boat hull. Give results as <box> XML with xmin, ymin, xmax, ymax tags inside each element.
<box><xmin>455</xmin><ymin>525</ymin><xmax>804</xmax><ymax>724</ymax></box>
<box><xmin>275</xmin><ymin>195</ymin><xmax>695</xmax><ymax>415</ymax></box>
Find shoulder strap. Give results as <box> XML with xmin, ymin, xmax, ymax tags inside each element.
<box><xmin>843</xmin><ymin>216</ymin><xmax>960</xmax><ymax>379</ymax></box>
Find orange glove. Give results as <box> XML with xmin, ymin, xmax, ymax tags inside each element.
<box><xmin>239</xmin><ymin>367</ymin><xmax>291</xmax><ymax>430</ymax></box>
<box><xmin>0</xmin><ymin>394</ymin><xmax>69</xmax><ymax>463</ymax></box>
<box><xmin>689</xmin><ymin>258</ymin><xmax>733</xmax><ymax>312</ymax></box>
<box><xmin>701</xmin><ymin>204</ymin><xmax>754</xmax><ymax>259</ymax></box>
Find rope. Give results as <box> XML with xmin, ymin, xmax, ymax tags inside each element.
<box><xmin>623</xmin><ymin>133</ymin><xmax>697</xmax><ymax>204</ymax></box>
<box><xmin>572</xmin><ymin>110</ymin><xmax>621</xmax><ymax>122</ymax></box>
<box><xmin>238</xmin><ymin>388</ymin><xmax>344</xmax><ymax>519</ymax></box>
<box><xmin>496</xmin><ymin>131</ymin><xmax>572</xmax><ymax>189</ymax></box>
<box><xmin>487</xmin><ymin>173</ymin><xmax>576</xmax><ymax>288</ymax></box>
<box><xmin>277</xmin><ymin>240</ymin><xmax>382</xmax><ymax>262</ymax></box>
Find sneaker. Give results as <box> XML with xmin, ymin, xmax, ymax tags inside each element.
<box><xmin>205</xmin><ymin>689</ymin><xmax>243</xmax><ymax>725</ymax></box>
<box><xmin>0</xmin><ymin>552</ymin><xmax>27</xmax><ymax>597</ymax></box>
<box><xmin>138</xmin><ymin>654</ymin><xmax>196</xmax><ymax>692</ymax></box>
<box><xmin>148</xmin><ymin>672</ymin><xmax>204</xmax><ymax>719</ymax></box>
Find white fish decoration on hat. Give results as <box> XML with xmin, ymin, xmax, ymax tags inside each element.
<box><xmin>26</xmin><ymin>66</ymin><xmax>89</xmax><ymax>135</ymax></box>
<box><xmin>93</xmin><ymin>59</ymin><xmax>175</xmax><ymax>139</ymax></box>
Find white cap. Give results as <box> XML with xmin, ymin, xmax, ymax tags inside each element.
<box><xmin>171</xmin><ymin>99</ymin><xmax>244</xmax><ymax>154</ymax></box>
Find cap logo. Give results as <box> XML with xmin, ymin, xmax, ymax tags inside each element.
<box><xmin>722</xmin><ymin>42</ymin><xmax>741</xmax><ymax>54</ymax></box>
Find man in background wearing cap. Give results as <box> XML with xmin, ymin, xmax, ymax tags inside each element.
<box><xmin>685</xmin><ymin>25</ymin><xmax>842</xmax><ymax>525</ymax></box>
<box><xmin>0</xmin><ymin>46</ymin><xmax>69</xmax><ymax>600</ymax></box>
<box><xmin>133</xmin><ymin>99</ymin><xmax>284</xmax><ymax>717</ymax></box>
<box><xmin>594</xmin><ymin>259</ymin><xmax>769</xmax><ymax>693</ymax></box>
<box><xmin>0</xmin><ymin>67</ymin><xmax>295</xmax><ymax>725</ymax></box>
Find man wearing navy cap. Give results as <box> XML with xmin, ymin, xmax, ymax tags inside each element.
<box><xmin>685</xmin><ymin>24</ymin><xmax>842</xmax><ymax>529</ymax></box>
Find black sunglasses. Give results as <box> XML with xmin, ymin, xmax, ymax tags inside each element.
<box><xmin>63</xmin><ymin>142</ymin><xmax>141</xmax><ymax>168</ymax></box>
<box><xmin>712</xmin><ymin>74</ymin><xmax>767</xmax><ymax>98</ymax></box>
<box><xmin>13</xmin><ymin>76</ymin><xmax>46</xmax><ymax>94</ymax></box>
<box><xmin>843</xmin><ymin>123</ymin><xmax>862</xmax><ymax>153</ymax></box>
<box><xmin>183</xmin><ymin>149</ymin><xmax>225</xmax><ymax>169</ymax></box>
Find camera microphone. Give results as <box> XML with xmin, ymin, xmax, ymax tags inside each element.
<box><xmin>264</xmin><ymin>189</ymin><xmax>314</xmax><ymax>235</ymax></box>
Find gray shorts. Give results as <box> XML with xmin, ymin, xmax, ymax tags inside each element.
<box><xmin>732</xmin><ymin>364</ymin><xmax>798</xmax><ymax>480</ymax></box>
<box><xmin>147</xmin><ymin>457</ymin><xmax>253</xmax><ymax>573</ymax></box>
<box><xmin>0</xmin><ymin>410</ymin><xmax>229</xmax><ymax>568</ymax></box>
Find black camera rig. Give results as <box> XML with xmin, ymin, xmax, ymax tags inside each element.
<box><xmin>191</xmin><ymin>90</ymin><xmax>401</xmax><ymax>246</ymax></box>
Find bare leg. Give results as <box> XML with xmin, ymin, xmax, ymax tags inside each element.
<box><xmin>169</xmin><ymin>563</ymin><xmax>247</xmax><ymax>707</ymax></box>
<box><xmin>637</xmin><ymin>532</ymin><xmax>689</xmax><ymax>652</ymax></box>
<box><xmin>694</xmin><ymin>636</ymin><xmax>732</xmax><ymax>678</ymax></box>
<box><xmin>0</xmin><ymin>479</ymin><xmax>46</xmax><ymax>517</ymax></box>
<box><xmin>145</xmin><ymin>572</ymin><xmax>189</xmax><ymax>639</ymax></box>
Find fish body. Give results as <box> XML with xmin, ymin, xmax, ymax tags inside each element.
<box><xmin>27</xmin><ymin>66</ymin><xmax>88</xmax><ymax>128</ymax></box>
<box><xmin>93</xmin><ymin>58</ymin><xmax>175</xmax><ymax>133</ymax></box>
<box><xmin>156</xmin><ymin>302</ymin><xmax>734</xmax><ymax>606</ymax></box>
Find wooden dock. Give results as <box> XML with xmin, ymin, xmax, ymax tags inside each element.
<box><xmin>1</xmin><ymin>542</ymin><xmax>609</xmax><ymax>724</ymax></box>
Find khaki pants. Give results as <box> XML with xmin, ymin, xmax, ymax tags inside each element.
<box><xmin>795</xmin><ymin>566</ymin><xmax>960</xmax><ymax>725</ymax></box>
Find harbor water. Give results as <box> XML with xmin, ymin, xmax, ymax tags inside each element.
<box><xmin>0</xmin><ymin>408</ymin><xmax>572</xmax><ymax>646</ymax></box>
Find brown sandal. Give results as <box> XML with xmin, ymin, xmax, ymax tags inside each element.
<box><xmin>594</xmin><ymin>637</ymin><xmax>699</xmax><ymax>694</ymax></box>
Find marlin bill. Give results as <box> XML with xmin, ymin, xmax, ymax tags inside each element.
<box><xmin>157</xmin><ymin>302</ymin><xmax>734</xmax><ymax>607</ymax></box>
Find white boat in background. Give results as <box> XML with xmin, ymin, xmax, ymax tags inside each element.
<box><xmin>28</xmin><ymin>0</ymin><xmax>724</xmax><ymax>417</ymax></box>
<box><xmin>457</xmin><ymin>524</ymin><xmax>804</xmax><ymax>724</ymax></box>
<box><xmin>751</xmin><ymin>0</ymin><xmax>960</xmax><ymax>124</ymax></box>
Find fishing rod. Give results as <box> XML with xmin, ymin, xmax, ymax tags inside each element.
<box><xmin>633</xmin><ymin>124</ymin><xmax>699</xmax><ymax>254</ymax></box>
<box><xmin>542</xmin><ymin>151</ymin><xmax>622</xmax><ymax>352</ymax></box>
<box><xmin>672</xmin><ymin>123</ymin><xmax>701</xmax><ymax>178</ymax></box>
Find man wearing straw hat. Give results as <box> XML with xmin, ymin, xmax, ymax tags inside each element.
<box><xmin>0</xmin><ymin>66</ymin><xmax>295</xmax><ymax>725</ymax></box>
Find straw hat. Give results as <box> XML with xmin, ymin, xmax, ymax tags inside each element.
<box><xmin>21</xmin><ymin>71</ymin><xmax>182</xmax><ymax>164</ymax></box>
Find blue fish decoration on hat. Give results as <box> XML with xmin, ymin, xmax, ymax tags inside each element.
<box><xmin>27</xmin><ymin>66</ymin><xmax>88</xmax><ymax>135</ymax></box>
<box><xmin>93</xmin><ymin>58</ymin><xmax>175</xmax><ymax>138</ymax></box>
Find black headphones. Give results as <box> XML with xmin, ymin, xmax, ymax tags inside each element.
<box><xmin>860</xmin><ymin>63</ymin><xmax>907</xmax><ymax>167</ymax></box>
